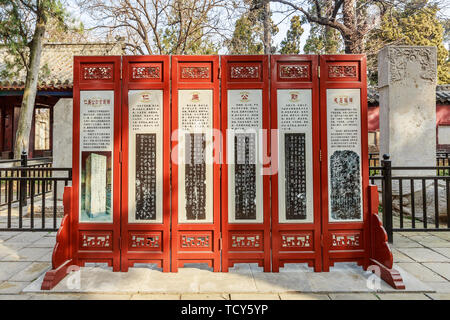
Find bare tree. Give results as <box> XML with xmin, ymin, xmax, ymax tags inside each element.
<box><xmin>270</xmin><ymin>0</ymin><xmax>390</xmax><ymax>53</ymax></box>
<box><xmin>76</xmin><ymin>0</ymin><xmax>234</xmax><ymax>54</ymax></box>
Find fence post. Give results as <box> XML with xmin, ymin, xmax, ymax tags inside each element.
<box><xmin>381</xmin><ymin>154</ymin><xmax>393</xmax><ymax>243</ymax></box>
<box><xmin>19</xmin><ymin>151</ymin><xmax>28</xmax><ymax>206</ymax></box>
<box><xmin>20</xmin><ymin>151</ymin><xmax>28</xmax><ymax>206</ymax></box>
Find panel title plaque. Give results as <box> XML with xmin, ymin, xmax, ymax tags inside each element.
<box><xmin>128</xmin><ymin>90</ymin><xmax>163</xmax><ymax>223</ymax></box>
<box><xmin>277</xmin><ymin>89</ymin><xmax>314</xmax><ymax>223</ymax></box>
<box><xmin>227</xmin><ymin>89</ymin><xmax>263</xmax><ymax>223</ymax></box>
<box><xmin>178</xmin><ymin>90</ymin><xmax>213</xmax><ymax>223</ymax></box>
<box><xmin>79</xmin><ymin>90</ymin><xmax>114</xmax><ymax>223</ymax></box>
<box><xmin>326</xmin><ymin>89</ymin><xmax>363</xmax><ymax>221</ymax></box>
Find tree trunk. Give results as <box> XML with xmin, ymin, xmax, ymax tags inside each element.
<box><xmin>263</xmin><ymin>0</ymin><xmax>271</xmax><ymax>54</ymax></box>
<box><xmin>343</xmin><ymin>32</ymin><xmax>364</xmax><ymax>53</ymax></box>
<box><xmin>13</xmin><ymin>17</ymin><xmax>46</xmax><ymax>160</ymax></box>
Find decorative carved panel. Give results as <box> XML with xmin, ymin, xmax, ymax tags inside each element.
<box><xmin>230</xmin><ymin>234</ymin><xmax>262</xmax><ymax>249</ymax></box>
<box><xmin>180</xmin><ymin>66</ymin><xmax>210</xmax><ymax>79</ymax></box>
<box><xmin>180</xmin><ymin>234</ymin><xmax>211</xmax><ymax>248</ymax></box>
<box><xmin>331</xmin><ymin>232</ymin><xmax>362</xmax><ymax>248</ymax></box>
<box><xmin>129</xmin><ymin>232</ymin><xmax>161</xmax><ymax>250</ymax></box>
<box><xmin>281</xmin><ymin>233</ymin><xmax>312</xmax><ymax>249</ymax></box>
<box><xmin>82</xmin><ymin>65</ymin><xmax>113</xmax><ymax>80</ymax></box>
<box><xmin>132</xmin><ymin>66</ymin><xmax>160</xmax><ymax>79</ymax></box>
<box><xmin>279</xmin><ymin>65</ymin><xmax>309</xmax><ymax>79</ymax></box>
<box><xmin>328</xmin><ymin>65</ymin><xmax>357</xmax><ymax>78</ymax></box>
<box><xmin>230</xmin><ymin>66</ymin><xmax>260</xmax><ymax>79</ymax></box>
<box><xmin>388</xmin><ymin>47</ymin><xmax>436</xmax><ymax>83</ymax></box>
<box><xmin>80</xmin><ymin>232</ymin><xmax>112</xmax><ymax>250</ymax></box>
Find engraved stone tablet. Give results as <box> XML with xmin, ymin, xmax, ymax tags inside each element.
<box><xmin>284</xmin><ymin>133</ymin><xmax>306</xmax><ymax>220</ymax></box>
<box><xmin>227</xmin><ymin>89</ymin><xmax>263</xmax><ymax>223</ymax></box>
<box><xmin>85</xmin><ymin>153</ymin><xmax>107</xmax><ymax>217</ymax></box>
<box><xmin>234</xmin><ymin>133</ymin><xmax>256</xmax><ymax>220</ymax></box>
<box><xmin>327</xmin><ymin>89</ymin><xmax>363</xmax><ymax>221</ymax></box>
<box><xmin>135</xmin><ymin>133</ymin><xmax>157</xmax><ymax>220</ymax></box>
<box><xmin>277</xmin><ymin>89</ymin><xmax>313</xmax><ymax>223</ymax></box>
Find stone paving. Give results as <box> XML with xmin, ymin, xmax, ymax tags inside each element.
<box><xmin>0</xmin><ymin>230</ymin><xmax>449</xmax><ymax>300</ymax></box>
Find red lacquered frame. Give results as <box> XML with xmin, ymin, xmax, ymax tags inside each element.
<box><xmin>171</xmin><ymin>56</ymin><xmax>221</xmax><ymax>272</ymax></box>
<box><xmin>220</xmin><ymin>55</ymin><xmax>271</xmax><ymax>272</ymax></box>
<box><xmin>72</xmin><ymin>56</ymin><xmax>122</xmax><ymax>270</ymax></box>
<box><xmin>120</xmin><ymin>56</ymin><xmax>171</xmax><ymax>271</ymax></box>
<box><xmin>319</xmin><ymin>55</ymin><xmax>370</xmax><ymax>271</ymax></box>
<box><xmin>270</xmin><ymin>55</ymin><xmax>322</xmax><ymax>272</ymax></box>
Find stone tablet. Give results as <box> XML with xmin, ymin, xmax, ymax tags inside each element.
<box><xmin>128</xmin><ymin>90</ymin><xmax>163</xmax><ymax>223</ymax></box>
<box><xmin>277</xmin><ymin>89</ymin><xmax>314</xmax><ymax>223</ymax></box>
<box><xmin>79</xmin><ymin>90</ymin><xmax>114</xmax><ymax>223</ymax></box>
<box><xmin>227</xmin><ymin>89</ymin><xmax>263</xmax><ymax>223</ymax></box>
<box><xmin>326</xmin><ymin>89</ymin><xmax>363</xmax><ymax>221</ymax></box>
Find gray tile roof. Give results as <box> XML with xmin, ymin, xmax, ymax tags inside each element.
<box><xmin>0</xmin><ymin>42</ymin><xmax>124</xmax><ymax>91</ymax></box>
<box><xmin>368</xmin><ymin>85</ymin><xmax>450</xmax><ymax>105</ymax></box>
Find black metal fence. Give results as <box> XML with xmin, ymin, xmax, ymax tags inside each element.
<box><xmin>370</xmin><ymin>154</ymin><xmax>450</xmax><ymax>243</ymax></box>
<box><xmin>0</xmin><ymin>152</ymin><xmax>72</xmax><ymax>232</ymax></box>
<box><xmin>369</xmin><ymin>152</ymin><xmax>450</xmax><ymax>169</ymax></box>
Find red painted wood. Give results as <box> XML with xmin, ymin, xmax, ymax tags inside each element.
<box><xmin>270</xmin><ymin>55</ymin><xmax>321</xmax><ymax>272</ymax></box>
<box><xmin>72</xmin><ymin>56</ymin><xmax>122</xmax><ymax>271</ymax></box>
<box><xmin>121</xmin><ymin>56</ymin><xmax>171</xmax><ymax>272</ymax></box>
<box><xmin>171</xmin><ymin>56</ymin><xmax>221</xmax><ymax>272</ymax></box>
<box><xmin>319</xmin><ymin>55</ymin><xmax>370</xmax><ymax>271</ymax></box>
<box><xmin>220</xmin><ymin>55</ymin><xmax>270</xmax><ymax>272</ymax></box>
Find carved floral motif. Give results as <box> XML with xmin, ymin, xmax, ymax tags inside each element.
<box><xmin>81</xmin><ymin>233</ymin><xmax>111</xmax><ymax>248</ymax></box>
<box><xmin>231</xmin><ymin>234</ymin><xmax>261</xmax><ymax>248</ymax></box>
<box><xmin>180</xmin><ymin>67</ymin><xmax>210</xmax><ymax>79</ymax></box>
<box><xmin>132</xmin><ymin>66</ymin><xmax>160</xmax><ymax>79</ymax></box>
<box><xmin>181</xmin><ymin>235</ymin><xmax>210</xmax><ymax>248</ymax></box>
<box><xmin>230</xmin><ymin>66</ymin><xmax>260</xmax><ymax>79</ymax></box>
<box><xmin>389</xmin><ymin>47</ymin><xmax>436</xmax><ymax>83</ymax></box>
<box><xmin>279</xmin><ymin>65</ymin><xmax>308</xmax><ymax>78</ymax></box>
<box><xmin>83</xmin><ymin>66</ymin><xmax>113</xmax><ymax>80</ymax></box>
<box><xmin>281</xmin><ymin>234</ymin><xmax>312</xmax><ymax>248</ymax></box>
<box><xmin>328</xmin><ymin>65</ymin><xmax>357</xmax><ymax>78</ymax></box>
<box><xmin>331</xmin><ymin>233</ymin><xmax>360</xmax><ymax>247</ymax></box>
<box><xmin>130</xmin><ymin>234</ymin><xmax>160</xmax><ymax>248</ymax></box>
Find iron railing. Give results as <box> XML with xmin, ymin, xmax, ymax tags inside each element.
<box><xmin>369</xmin><ymin>152</ymin><xmax>450</xmax><ymax>169</ymax></box>
<box><xmin>0</xmin><ymin>152</ymin><xmax>72</xmax><ymax>231</ymax></box>
<box><xmin>370</xmin><ymin>154</ymin><xmax>450</xmax><ymax>243</ymax></box>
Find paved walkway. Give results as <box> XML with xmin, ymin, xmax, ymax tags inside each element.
<box><xmin>0</xmin><ymin>230</ymin><xmax>449</xmax><ymax>300</ymax></box>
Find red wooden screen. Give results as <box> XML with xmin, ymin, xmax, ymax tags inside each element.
<box><xmin>220</xmin><ymin>55</ymin><xmax>270</xmax><ymax>271</ymax></box>
<box><xmin>121</xmin><ymin>56</ymin><xmax>171</xmax><ymax>271</ymax></box>
<box><xmin>72</xmin><ymin>56</ymin><xmax>122</xmax><ymax>270</ymax></box>
<box><xmin>270</xmin><ymin>55</ymin><xmax>322</xmax><ymax>272</ymax></box>
<box><xmin>319</xmin><ymin>55</ymin><xmax>370</xmax><ymax>271</ymax></box>
<box><xmin>170</xmin><ymin>56</ymin><xmax>221</xmax><ymax>271</ymax></box>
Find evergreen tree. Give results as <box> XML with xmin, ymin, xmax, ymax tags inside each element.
<box><xmin>279</xmin><ymin>15</ymin><xmax>304</xmax><ymax>54</ymax></box>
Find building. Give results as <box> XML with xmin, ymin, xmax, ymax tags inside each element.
<box><xmin>0</xmin><ymin>42</ymin><xmax>124</xmax><ymax>159</ymax></box>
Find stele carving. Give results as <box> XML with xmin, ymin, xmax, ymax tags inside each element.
<box><xmin>389</xmin><ymin>47</ymin><xmax>436</xmax><ymax>83</ymax></box>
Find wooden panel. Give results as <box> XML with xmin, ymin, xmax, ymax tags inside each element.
<box><xmin>171</xmin><ymin>55</ymin><xmax>220</xmax><ymax>272</ymax></box>
<box><xmin>121</xmin><ymin>56</ymin><xmax>171</xmax><ymax>271</ymax></box>
<box><xmin>72</xmin><ymin>56</ymin><xmax>122</xmax><ymax>271</ymax></box>
<box><xmin>270</xmin><ymin>55</ymin><xmax>321</xmax><ymax>272</ymax></box>
<box><xmin>319</xmin><ymin>55</ymin><xmax>370</xmax><ymax>270</ymax></box>
<box><xmin>221</xmin><ymin>55</ymin><xmax>270</xmax><ymax>271</ymax></box>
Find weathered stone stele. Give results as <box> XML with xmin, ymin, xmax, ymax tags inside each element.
<box><xmin>378</xmin><ymin>46</ymin><xmax>437</xmax><ymax>171</ymax></box>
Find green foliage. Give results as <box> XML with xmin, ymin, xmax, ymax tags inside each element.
<box><xmin>227</xmin><ymin>13</ymin><xmax>264</xmax><ymax>54</ymax></box>
<box><xmin>279</xmin><ymin>15</ymin><xmax>303</xmax><ymax>54</ymax></box>
<box><xmin>303</xmin><ymin>23</ymin><xmax>343</xmax><ymax>54</ymax></box>
<box><xmin>227</xmin><ymin>0</ymin><xmax>278</xmax><ymax>54</ymax></box>
<box><xmin>0</xmin><ymin>0</ymin><xmax>72</xmax><ymax>79</ymax></box>
<box><xmin>367</xmin><ymin>1</ymin><xmax>450</xmax><ymax>84</ymax></box>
